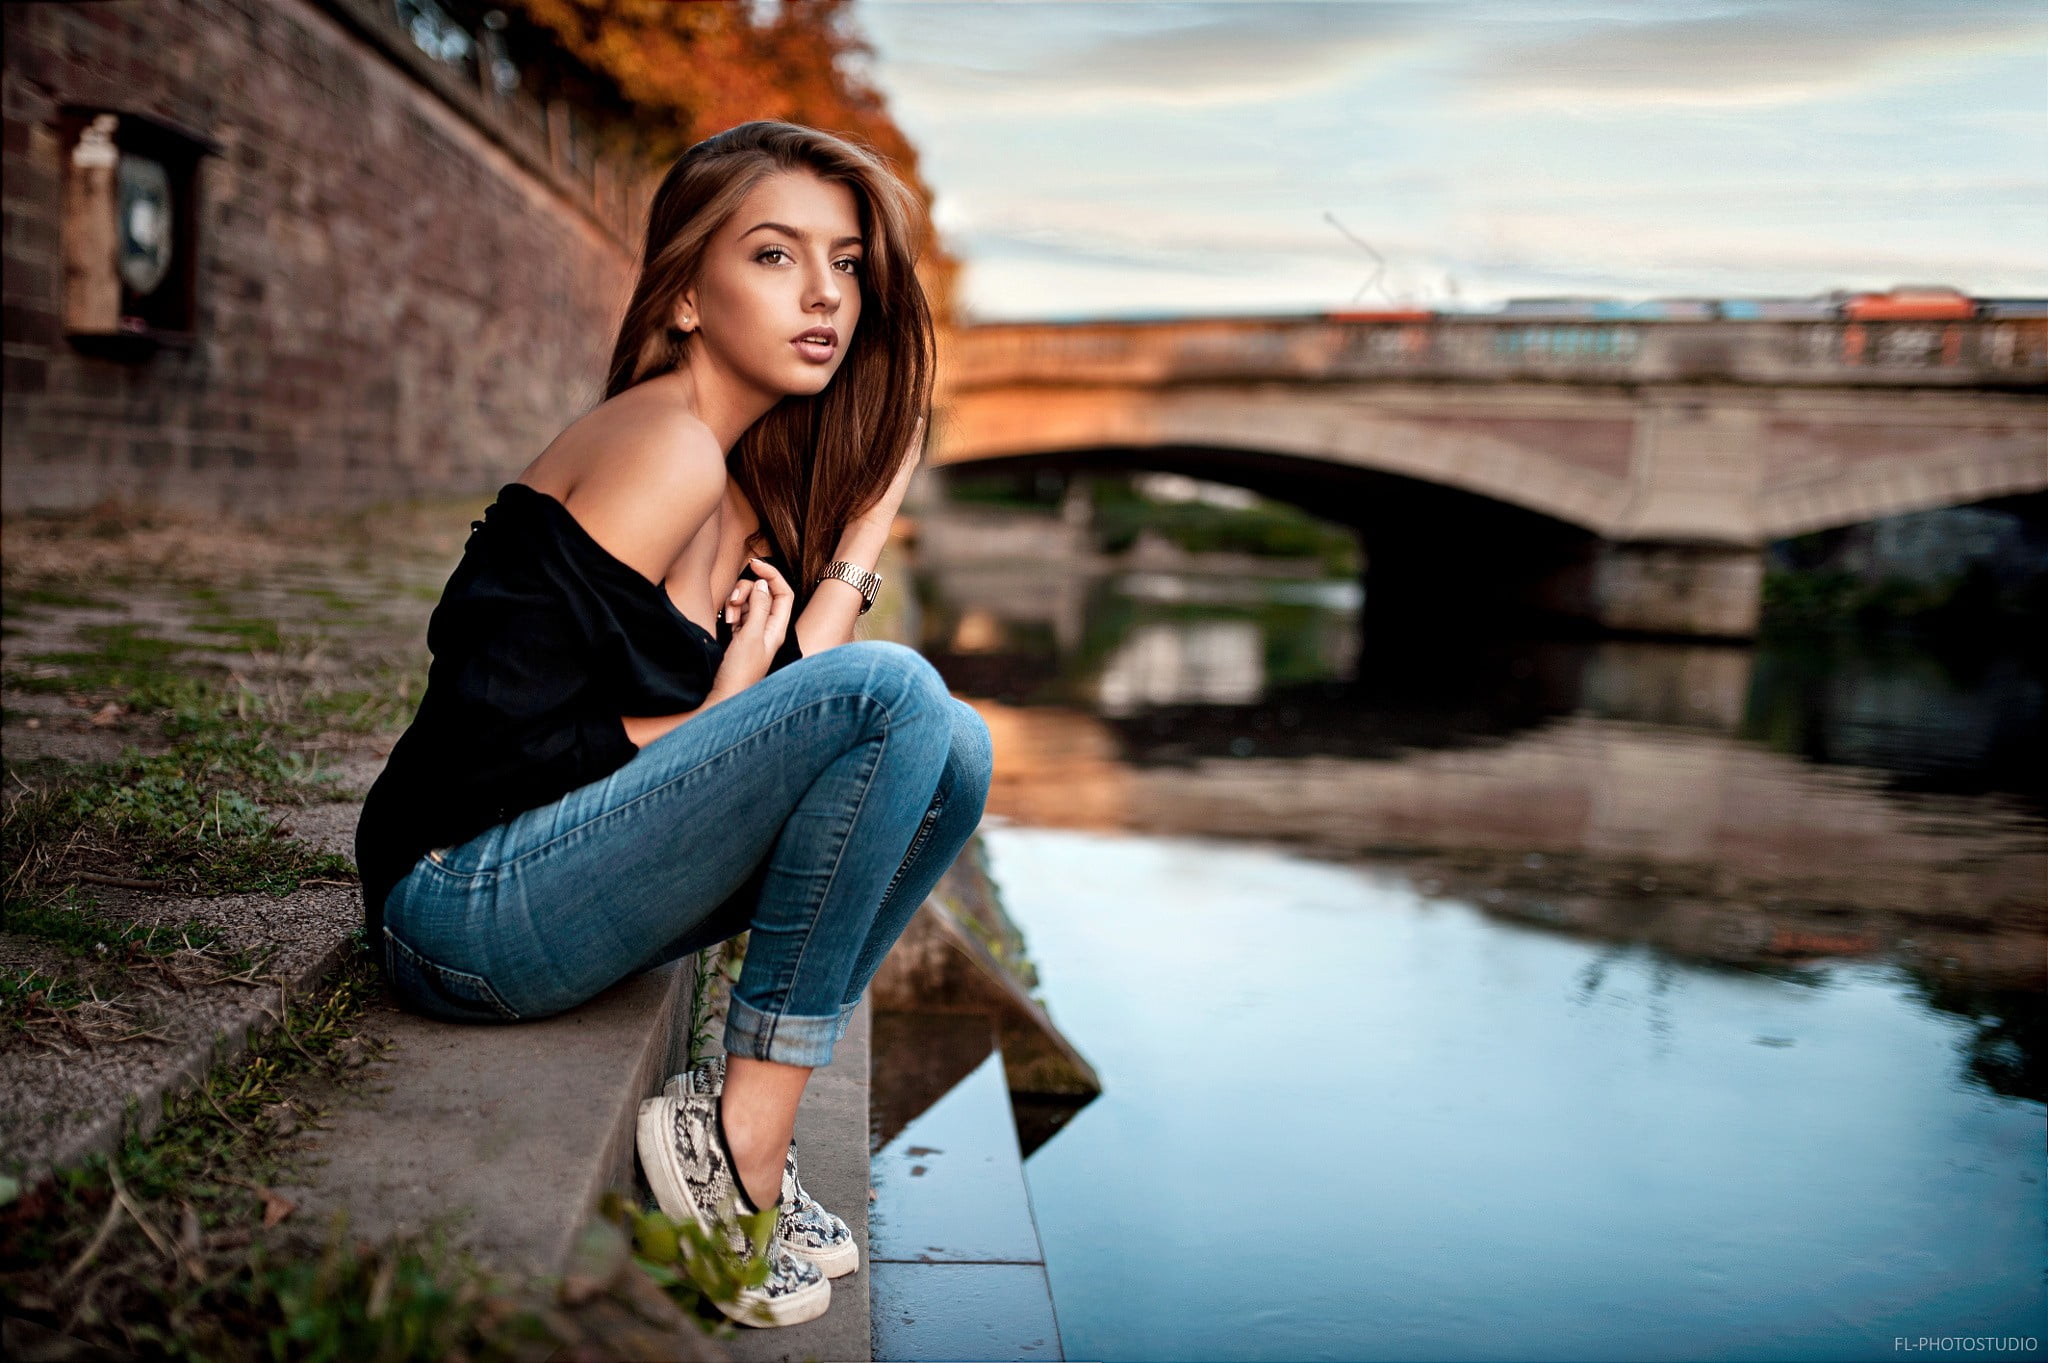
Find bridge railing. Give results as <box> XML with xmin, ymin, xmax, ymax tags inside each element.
<box><xmin>940</xmin><ymin>317</ymin><xmax>2048</xmax><ymax>389</ymax></box>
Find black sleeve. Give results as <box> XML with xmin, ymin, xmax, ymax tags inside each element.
<box><xmin>769</xmin><ymin>624</ymin><xmax>805</xmax><ymax>674</ymax></box>
<box><xmin>428</xmin><ymin>552</ymin><xmax>641</xmax><ymax>816</ymax></box>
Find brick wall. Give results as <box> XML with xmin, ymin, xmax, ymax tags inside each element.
<box><xmin>2</xmin><ymin>0</ymin><xmax>638</xmax><ymax>517</ymax></box>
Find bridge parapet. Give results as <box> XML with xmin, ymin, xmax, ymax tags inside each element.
<box><xmin>944</xmin><ymin>317</ymin><xmax>2048</xmax><ymax>391</ymax></box>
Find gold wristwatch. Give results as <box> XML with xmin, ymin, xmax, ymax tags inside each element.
<box><xmin>818</xmin><ymin>559</ymin><xmax>882</xmax><ymax>614</ymax></box>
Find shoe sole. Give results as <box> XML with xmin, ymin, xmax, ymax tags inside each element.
<box><xmin>804</xmin><ymin>1235</ymin><xmax>860</xmax><ymax>1279</ymax></box>
<box><xmin>634</xmin><ymin>1097</ymin><xmax>831</xmax><ymax>1328</ymax></box>
<box><xmin>663</xmin><ymin>1075</ymin><xmax>861</xmax><ymax>1280</ymax></box>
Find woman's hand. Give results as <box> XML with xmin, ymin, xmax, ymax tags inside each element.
<box><xmin>707</xmin><ymin>556</ymin><xmax>794</xmax><ymax>701</ymax></box>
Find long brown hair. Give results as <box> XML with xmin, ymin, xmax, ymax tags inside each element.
<box><xmin>603</xmin><ymin>121</ymin><xmax>936</xmax><ymax>612</ymax></box>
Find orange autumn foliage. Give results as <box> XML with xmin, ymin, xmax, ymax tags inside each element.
<box><xmin>506</xmin><ymin>0</ymin><xmax>961</xmax><ymax>322</ymax></box>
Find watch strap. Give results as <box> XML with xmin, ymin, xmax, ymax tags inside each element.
<box><xmin>819</xmin><ymin>559</ymin><xmax>882</xmax><ymax>614</ymax></box>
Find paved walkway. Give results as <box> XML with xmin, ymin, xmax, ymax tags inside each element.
<box><xmin>2</xmin><ymin>494</ymin><xmax>475</xmax><ymax>1184</ymax></box>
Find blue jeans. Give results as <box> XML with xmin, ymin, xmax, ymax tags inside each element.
<box><xmin>377</xmin><ymin>640</ymin><xmax>993</xmax><ymax>1068</ymax></box>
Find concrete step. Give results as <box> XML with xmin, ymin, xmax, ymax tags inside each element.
<box><xmin>0</xmin><ymin>777</ymin><xmax>370</xmax><ymax>1191</ymax></box>
<box><xmin>0</xmin><ymin>892</ymin><xmax>359</xmax><ymax>1192</ymax></box>
<box><xmin>869</xmin><ymin>1011</ymin><xmax>1064</xmax><ymax>1362</ymax></box>
<box><xmin>280</xmin><ymin>952</ymin><xmax>876</xmax><ymax>1358</ymax></box>
<box><xmin>280</xmin><ymin>955</ymin><xmax>698</xmax><ymax>1280</ymax></box>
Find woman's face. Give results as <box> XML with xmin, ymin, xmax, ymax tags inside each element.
<box><xmin>679</xmin><ymin>170</ymin><xmax>865</xmax><ymax>401</ymax></box>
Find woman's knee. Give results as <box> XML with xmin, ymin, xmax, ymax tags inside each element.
<box><xmin>820</xmin><ymin>639</ymin><xmax>950</xmax><ymax>720</ymax></box>
<box><xmin>947</xmin><ymin>698</ymin><xmax>994</xmax><ymax>802</ymax></box>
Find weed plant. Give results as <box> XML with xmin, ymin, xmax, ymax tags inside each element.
<box><xmin>0</xmin><ymin>939</ymin><xmax>559</xmax><ymax>1361</ymax></box>
<box><xmin>597</xmin><ymin>1188</ymin><xmax>780</xmax><ymax>1334</ymax></box>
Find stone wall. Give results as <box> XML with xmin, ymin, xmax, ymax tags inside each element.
<box><xmin>3</xmin><ymin>0</ymin><xmax>637</xmax><ymax>517</ymax></box>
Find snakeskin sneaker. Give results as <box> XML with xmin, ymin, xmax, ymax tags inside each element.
<box><xmin>665</xmin><ymin>1056</ymin><xmax>860</xmax><ymax>1278</ymax></box>
<box><xmin>634</xmin><ymin>1089</ymin><xmax>831</xmax><ymax>1328</ymax></box>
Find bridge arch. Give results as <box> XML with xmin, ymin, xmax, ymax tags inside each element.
<box><xmin>937</xmin><ymin>387</ymin><xmax>1635</xmax><ymax>539</ymax></box>
<box><xmin>934</xmin><ymin>326</ymin><xmax>2048</xmax><ymax>636</ymax></box>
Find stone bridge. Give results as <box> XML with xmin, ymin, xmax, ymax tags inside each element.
<box><xmin>931</xmin><ymin>315</ymin><xmax>2048</xmax><ymax>636</ymax></box>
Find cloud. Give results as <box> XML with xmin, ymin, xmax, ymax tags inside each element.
<box><xmin>1453</xmin><ymin>204</ymin><xmax>2048</xmax><ymax>288</ymax></box>
<box><xmin>875</xmin><ymin>0</ymin><xmax>1422</xmax><ymax>109</ymax></box>
<box><xmin>933</xmin><ymin>192</ymin><xmax>1444</xmax><ymax>277</ymax></box>
<box><xmin>850</xmin><ymin>0</ymin><xmax>2048</xmax><ymax>318</ymax></box>
<box><xmin>1464</xmin><ymin>0</ymin><xmax>2048</xmax><ymax>107</ymax></box>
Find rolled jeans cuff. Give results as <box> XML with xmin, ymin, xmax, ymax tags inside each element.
<box><xmin>724</xmin><ymin>992</ymin><xmax>842</xmax><ymax>1069</ymax></box>
<box><xmin>832</xmin><ymin>996</ymin><xmax>860</xmax><ymax>1043</ymax></box>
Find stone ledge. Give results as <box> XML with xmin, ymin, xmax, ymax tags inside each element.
<box><xmin>278</xmin><ymin>955</ymin><xmax>694</xmax><ymax>1281</ymax></box>
<box><xmin>275</xmin><ymin>953</ymin><xmax>876</xmax><ymax>1358</ymax></box>
<box><xmin>0</xmin><ymin>911</ymin><xmax>358</xmax><ymax>1190</ymax></box>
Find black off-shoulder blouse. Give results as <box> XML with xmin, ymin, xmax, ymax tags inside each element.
<box><xmin>353</xmin><ymin>481</ymin><xmax>804</xmax><ymax>943</ymax></box>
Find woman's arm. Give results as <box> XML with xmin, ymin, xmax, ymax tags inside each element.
<box><xmin>792</xmin><ymin>511</ymin><xmax>891</xmax><ymax>655</ymax></box>
<box><xmin>622</xmin><ymin>704</ymin><xmax>706</xmax><ymax>749</ymax></box>
<box><xmin>790</xmin><ymin>415</ymin><xmax>926</xmax><ymax>655</ymax></box>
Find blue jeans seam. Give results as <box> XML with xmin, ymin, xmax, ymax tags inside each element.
<box><xmin>757</xmin><ymin>709</ymin><xmax>891</xmax><ymax>1057</ymax></box>
<box><xmin>487</xmin><ymin>693</ymin><xmax>873</xmax><ymax>879</ymax></box>
<box><xmin>419</xmin><ymin>850</ymin><xmax>496</xmax><ymax>887</ymax></box>
<box><xmin>876</xmin><ymin>791</ymin><xmax>945</xmax><ymax>923</ymax></box>
<box><xmin>383</xmin><ymin>926</ymin><xmax>521</xmax><ymax>1022</ymax></box>
<box><xmin>837</xmin><ymin>793</ymin><xmax>945</xmax><ymax>1012</ymax></box>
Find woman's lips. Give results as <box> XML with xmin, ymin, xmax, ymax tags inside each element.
<box><xmin>792</xmin><ymin>337</ymin><xmax>836</xmax><ymax>363</ymax></box>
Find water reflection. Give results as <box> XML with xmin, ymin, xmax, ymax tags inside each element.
<box><xmin>903</xmin><ymin>513</ymin><xmax>2047</xmax><ymax>1357</ymax></box>
<box><xmin>1745</xmin><ymin>638</ymin><xmax>2047</xmax><ymax>802</ymax></box>
<box><xmin>982</xmin><ymin>823</ymin><xmax>2047</xmax><ymax>1363</ymax></box>
<box><xmin>916</xmin><ymin>544</ymin><xmax>2046</xmax><ymax>1008</ymax></box>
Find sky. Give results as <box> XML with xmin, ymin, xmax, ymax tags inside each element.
<box><xmin>845</xmin><ymin>0</ymin><xmax>2048</xmax><ymax>321</ymax></box>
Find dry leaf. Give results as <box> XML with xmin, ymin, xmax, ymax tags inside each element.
<box><xmin>259</xmin><ymin>1188</ymin><xmax>297</xmax><ymax>1228</ymax></box>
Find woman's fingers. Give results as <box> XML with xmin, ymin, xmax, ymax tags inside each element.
<box><xmin>732</xmin><ymin>578</ymin><xmax>770</xmax><ymax>632</ymax></box>
<box><xmin>745</xmin><ymin>559</ymin><xmax>793</xmax><ymax>643</ymax></box>
<box><xmin>746</xmin><ymin>556</ymin><xmax>791</xmax><ymax>598</ymax></box>
<box><xmin>722</xmin><ymin>561</ymin><xmax>792</xmax><ymax>648</ymax></box>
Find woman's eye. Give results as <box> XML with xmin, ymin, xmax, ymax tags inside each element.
<box><xmin>756</xmin><ymin>246</ymin><xmax>861</xmax><ymax>275</ymax></box>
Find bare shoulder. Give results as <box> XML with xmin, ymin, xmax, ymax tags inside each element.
<box><xmin>543</xmin><ymin>397</ymin><xmax>726</xmax><ymax>587</ymax></box>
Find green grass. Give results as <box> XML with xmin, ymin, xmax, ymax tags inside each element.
<box><xmin>1</xmin><ymin>736</ymin><xmax>352</xmax><ymax>908</ymax></box>
<box><xmin>1089</xmin><ymin>474</ymin><xmax>1361</xmax><ymax>573</ymax></box>
<box><xmin>2</xmin><ymin>580</ymin><xmax>424</xmax><ymax>937</ymax></box>
<box><xmin>0</xmin><ymin>551</ymin><xmax>761</xmax><ymax>1355</ymax></box>
<box><xmin>0</xmin><ymin>942</ymin><xmax>557</xmax><ymax>1361</ymax></box>
<box><xmin>2</xmin><ymin>888</ymin><xmax>227</xmax><ymax>958</ymax></box>
<box><xmin>187</xmin><ymin>618</ymin><xmax>287</xmax><ymax>652</ymax></box>
<box><xmin>0</xmin><ymin>965</ymin><xmax>94</xmax><ymax>1023</ymax></box>
<box><xmin>0</xmin><ymin>884</ymin><xmax>273</xmax><ymax>1039</ymax></box>
<box><xmin>283</xmin><ymin>585</ymin><xmax>364</xmax><ymax>614</ymax></box>
<box><xmin>0</xmin><ymin>936</ymin><xmax>766</xmax><ymax>1356</ymax></box>
<box><xmin>2</xmin><ymin>584</ymin><xmax>122</xmax><ymax>615</ymax></box>
<box><xmin>17</xmin><ymin>622</ymin><xmax>210</xmax><ymax>697</ymax></box>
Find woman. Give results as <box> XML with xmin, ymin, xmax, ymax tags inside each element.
<box><xmin>352</xmin><ymin>121</ymin><xmax>993</xmax><ymax>1329</ymax></box>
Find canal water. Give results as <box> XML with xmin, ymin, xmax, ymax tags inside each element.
<box><xmin>900</xmin><ymin>535</ymin><xmax>2047</xmax><ymax>1362</ymax></box>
